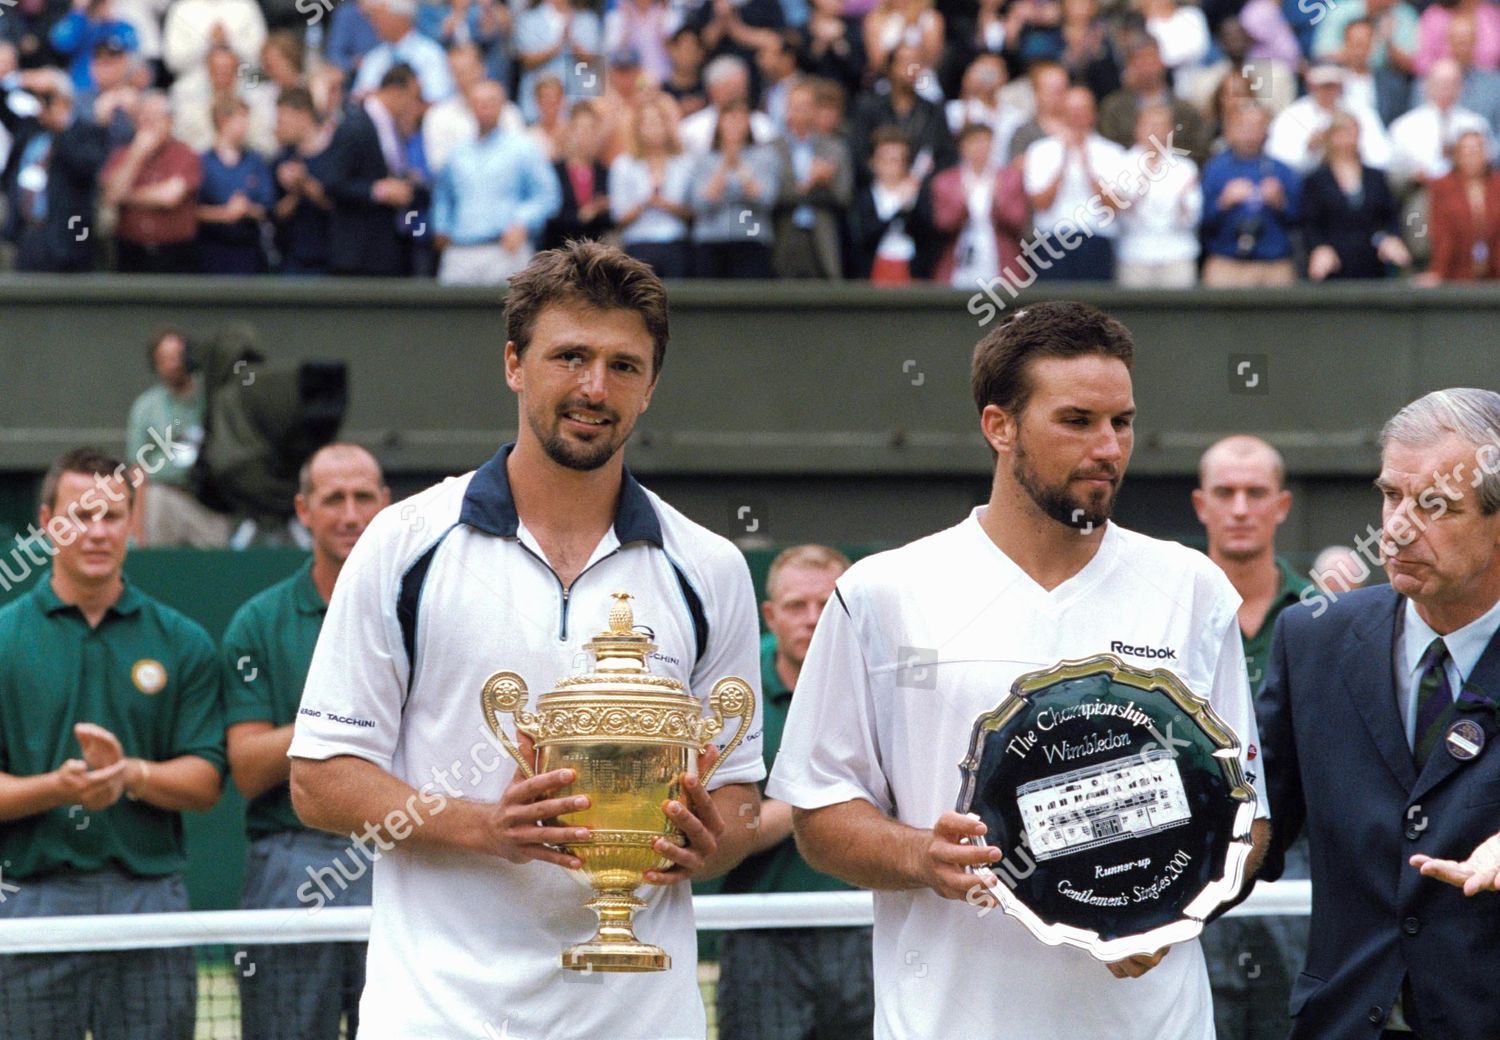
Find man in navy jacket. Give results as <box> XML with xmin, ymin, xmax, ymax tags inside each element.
<box><xmin>1259</xmin><ymin>387</ymin><xmax>1500</xmax><ymax>1040</ymax></box>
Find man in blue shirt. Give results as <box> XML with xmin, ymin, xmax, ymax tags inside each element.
<box><xmin>1200</xmin><ymin>100</ymin><xmax>1300</xmax><ymax>288</ymax></box>
<box><xmin>432</xmin><ymin>80</ymin><xmax>560</xmax><ymax>285</ymax></box>
<box><xmin>352</xmin><ymin>0</ymin><xmax>454</xmax><ymax>103</ymax></box>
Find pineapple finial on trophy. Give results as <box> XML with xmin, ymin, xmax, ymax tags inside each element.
<box><xmin>608</xmin><ymin>591</ymin><xmax>635</xmax><ymax>635</ymax></box>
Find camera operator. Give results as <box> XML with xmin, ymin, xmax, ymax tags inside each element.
<box><xmin>1200</xmin><ymin>99</ymin><xmax>1301</xmax><ymax>287</ymax></box>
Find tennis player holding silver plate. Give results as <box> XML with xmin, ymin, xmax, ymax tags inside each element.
<box><xmin>955</xmin><ymin>653</ymin><xmax>1259</xmax><ymax>961</ymax></box>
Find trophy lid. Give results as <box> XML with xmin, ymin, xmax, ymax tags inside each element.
<box><xmin>581</xmin><ymin>592</ymin><xmax>659</xmax><ymax>676</ymax></box>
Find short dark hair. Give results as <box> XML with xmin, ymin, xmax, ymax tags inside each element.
<box><xmin>146</xmin><ymin>325</ymin><xmax>186</xmax><ymax>370</ymax></box>
<box><xmin>710</xmin><ymin>96</ymin><xmax>751</xmax><ymax>150</ymax></box>
<box><xmin>505</xmin><ymin>240</ymin><xmax>670</xmax><ymax>377</ymax></box>
<box><xmin>40</xmin><ymin>447</ymin><xmax>137</xmax><ymax>512</ymax></box>
<box><xmin>970</xmin><ymin>301</ymin><xmax>1134</xmax><ymax>417</ymax></box>
<box><xmin>277</xmin><ymin>85</ymin><xmax>318</xmax><ymax>116</ymax></box>
<box><xmin>379</xmin><ymin>62</ymin><xmax>419</xmax><ymax>92</ymax></box>
<box><xmin>956</xmin><ymin>121</ymin><xmax>994</xmax><ymax>147</ymax></box>
<box><xmin>869</xmin><ymin>124</ymin><xmax>910</xmax><ymax>161</ymax></box>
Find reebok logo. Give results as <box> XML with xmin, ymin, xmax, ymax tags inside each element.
<box><xmin>1110</xmin><ymin>640</ymin><xmax>1177</xmax><ymax>660</ymax></box>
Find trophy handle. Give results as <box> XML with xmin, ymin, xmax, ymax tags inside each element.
<box><xmin>699</xmin><ymin>676</ymin><xmax>756</xmax><ymax>788</ymax></box>
<box><xmin>480</xmin><ymin>671</ymin><xmax>540</xmax><ymax>780</ymax></box>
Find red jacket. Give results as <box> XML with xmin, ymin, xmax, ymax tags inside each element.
<box><xmin>1426</xmin><ymin>170</ymin><xmax>1500</xmax><ymax>281</ymax></box>
<box><xmin>929</xmin><ymin>162</ymin><xmax>1029</xmax><ymax>286</ymax></box>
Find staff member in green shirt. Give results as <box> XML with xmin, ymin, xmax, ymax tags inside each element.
<box><xmin>1191</xmin><ymin>435</ymin><xmax>1313</xmax><ymax>1040</ymax></box>
<box><xmin>223</xmin><ymin>443</ymin><xmax>389</xmax><ymax>1040</ymax></box>
<box><xmin>717</xmin><ymin>544</ymin><xmax>873</xmax><ymax>1040</ymax></box>
<box><xmin>0</xmin><ymin>447</ymin><xmax>226</xmax><ymax>1040</ymax></box>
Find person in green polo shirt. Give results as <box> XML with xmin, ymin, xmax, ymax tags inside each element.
<box><xmin>716</xmin><ymin>544</ymin><xmax>873</xmax><ymax>1040</ymax></box>
<box><xmin>222</xmin><ymin>443</ymin><xmax>389</xmax><ymax>1040</ymax></box>
<box><xmin>0</xmin><ymin>446</ymin><xmax>226</xmax><ymax>1040</ymax></box>
<box><xmin>1191</xmin><ymin>435</ymin><xmax>1313</xmax><ymax>1040</ymax></box>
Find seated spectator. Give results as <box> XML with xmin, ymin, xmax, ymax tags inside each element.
<box><xmin>594</xmin><ymin>46</ymin><xmax>651</xmax><ymax>164</ymax></box>
<box><xmin>931</xmin><ymin>122</ymin><xmax>1027</xmax><ymax>288</ymax></box>
<box><xmin>1058</xmin><ymin>0</ymin><xmax>1123</xmax><ymax>100</ymax></box>
<box><xmin>1207</xmin><ymin>67</ymin><xmax>1254</xmax><ymax>148</ymax></box>
<box><xmin>946</xmin><ymin>54</ymin><xmax>1027</xmax><ymax>167</ymax></box>
<box><xmin>527</xmin><ymin>73</ymin><xmax>569</xmax><ymax>160</ymax></box>
<box><xmin>424</xmin><ymin>42</ymin><xmax>524</xmax><ymax>172</ymax></box>
<box><xmin>610</xmin><ymin>93</ymin><xmax>694</xmax><ymax>276</ymax></box>
<box><xmin>799</xmin><ymin>0</ymin><xmax>865</xmax><ymax>98</ymax></box>
<box><xmin>849</xmin><ymin>43</ymin><xmax>956</xmax><ymax>183</ymax></box>
<box><xmin>1313</xmin><ymin>0</ymin><xmax>1419</xmax><ymax>81</ymax></box>
<box><xmin>543</xmin><ymin>100</ymin><xmax>613</xmax><ymax>249</ymax></box>
<box><xmin>1388</xmin><ymin>57</ymin><xmax>1488</xmax><ymax>189</ymax></box>
<box><xmin>680</xmin><ymin>54</ymin><xmax>779</xmax><ymax>152</ymax></box>
<box><xmin>773</xmin><ymin>76</ymin><xmax>854</xmax><ymax>277</ymax></box>
<box><xmin>863</xmin><ymin>0</ymin><xmax>944</xmax><ymax>80</ymax></box>
<box><xmin>1181</xmin><ymin>18</ymin><xmax>1295</xmax><ymax>119</ymax></box>
<box><xmin>49</xmin><ymin>0</ymin><xmax>137</xmax><ymax>89</ymax></box>
<box><xmin>1</xmin><ymin>67</ymin><xmax>110</xmax><ymax>272</ymax></box>
<box><xmin>432</xmin><ymin>80</ymin><xmax>561</xmax><ymax>284</ymax></box>
<box><xmin>1200</xmin><ymin>99</ymin><xmax>1300</xmax><ymax>286</ymax></box>
<box><xmin>1337</xmin><ymin>18</ymin><xmax>1412</xmax><ymax>127</ymax></box>
<box><xmin>163</xmin><ymin>0</ymin><xmax>267</xmax><ymax>88</ymax></box>
<box><xmin>1237</xmin><ymin>0</ymin><xmax>1302</xmax><ymax>68</ymax></box>
<box><xmin>1022</xmin><ymin>85</ymin><xmax>1128</xmax><ymax>281</ymax></box>
<box><xmin>515</xmin><ymin>0</ymin><xmax>601</xmax><ymax>123</ymax></box>
<box><xmin>757</xmin><ymin>29</ymin><xmax>801</xmax><ymax>131</ymax></box>
<box><xmin>73</xmin><ymin>37</ymin><xmax>136</xmax><ymax>149</ymax></box>
<box><xmin>1267</xmin><ymin>63</ymin><xmax>1392</xmax><ymax>173</ymax></box>
<box><xmin>270</xmin><ymin>86</ymin><xmax>333</xmax><ymax>275</ymax></box>
<box><xmin>1446</xmin><ymin>13</ymin><xmax>1500</xmax><ymax>131</ymax></box>
<box><xmin>604</xmin><ymin>0</ymin><xmax>677</xmax><ymax>85</ymax></box>
<box><xmin>1136</xmin><ymin>0</ymin><xmax>1210</xmax><ymax>93</ymax></box>
<box><xmin>196</xmin><ymin>97</ymin><xmax>271</xmax><ymax>274</ymax></box>
<box><xmin>1415</xmin><ymin>0</ymin><xmax>1500</xmax><ymax>76</ymax></box>
<box><xmin>128</xmin><ymin>328</ymin><xmax>231</xmax><ymax>545</ymax></box>
<box><xmin>173</xmin><ymin>45</ymin><xmax>277</xmax><ymax>157</ymax></box>
<box><xmin>849</xmin><ymin>126</ymin><xmax>935</xmax><ymax>282</ymax></box>
<box><xmin>417</xmin><ymin>0</ymin><xmax>513</xmax><ymax>90</ymax></box>
<box><xmin>353</xmin><ymin>0</ymin><xmax>456</xmax><ymax>103</ymax></box>
<box><xmin>101</xmin><ymin>90</ymin><xmax>203</xmax><ymax>273</ymax></box>
<box><xmin>687</xmin><ymin>97</ymin><xmax>780</xmax><ymax>277</ymax></box>
<box><xmin>1303</xmin><ymin>111</ymin><xmax>1412</xmax><ymax>280</ymax></box>
<box><xmin>1098</xmin><ymin>35</ymin><xmax>1209</xmax><ymax>164</ymax></box>
<box><xmin>1419</xmin><ymin>126</ymin><xmax>1500</xmax><ymax>281</ymax></box>
<box><xmin>663</xmin><ymin>26</ymin><xmax>709</xmax><ymax>116</ymax></box>
<box><xmin>1006</xmin><ymin>59</ymin><xmax>1069</xmax><ymax>162</ymax></box>
<box><xmin>1115</xmin><ymin>102</ymin><xmax>1200</xmax><ymax>287</ymax></box>
<box><xmin>323</xmin><ymin>63</ymin><xmax>428</xmax><ymax>276</ymax></box>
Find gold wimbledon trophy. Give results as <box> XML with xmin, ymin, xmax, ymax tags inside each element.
<box><xmin>481</xmin><ymin>591</ymin><xmax>755</xmax><ymax>972</ymax></box>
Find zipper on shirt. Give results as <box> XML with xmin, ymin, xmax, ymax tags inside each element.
<box><xmin>516</xmin><ymin>542</ymin><xmax>621</xmax><ymax>641</ymax></box>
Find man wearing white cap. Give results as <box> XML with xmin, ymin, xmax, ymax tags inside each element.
<box><xmin>1267</xmin><ymin>63</ymin><xmax>1392</xmax><ymax>174</ymax></box>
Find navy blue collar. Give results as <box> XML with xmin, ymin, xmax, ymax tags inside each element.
<box><xmin>459</xmin><ymin>443</ymin><xmax>663</xmax><ymax>547</ymax></box>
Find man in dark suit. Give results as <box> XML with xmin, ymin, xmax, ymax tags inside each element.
<box><xmin>1</xmin><ymin>67</ymin><xmax>110</xmax><ymax>272</ymax></box>
<box><xmin>322</xmin><ymin>62</ymin><xmax>426</xmax><ymax>276</ymax></box>
<box><xmin>1259</xmin><ymin>387</ymin><xmax>1500</xmax><ymax>1040</ymax></box>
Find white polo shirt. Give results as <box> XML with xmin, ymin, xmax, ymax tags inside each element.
<box><xmin>290</xmin><ymin>444</ymin><xmax>764</xmax><ymax>1040</ymax></box>
<box><xmin>768</xmin><ymin>510</ymin><xmax>1269</xmax><ymax>1040</ymax></box>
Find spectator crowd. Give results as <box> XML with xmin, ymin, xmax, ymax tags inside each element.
<box><xmin>5</xmin><ymin>0</ymin><xmax>1500</xmax><ymax>284</ymax></box>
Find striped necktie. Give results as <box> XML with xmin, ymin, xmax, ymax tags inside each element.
<box><xmin>1414</xmin><ymin>637</ymin><xmax>1455</xmax><ymax>769</ymax></box>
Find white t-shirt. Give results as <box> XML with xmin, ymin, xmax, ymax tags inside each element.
<box><xmin>1024</xmin><ymin>134</ymin><xmax>1130</xmax><ymax>239</ymax></box>
<box><xmin>1116</xmin><ymin>147</ymin><xmax>1202</xmax><ymax>265</ymax></box>
<box><xmin>768</xmin><ymin>511</ymin><xmax>1269</xmax><ymax>1040</ymax></box>
<box><xmin>290</xmin><ymin>444</ymin><xmax>764</xmax><ymax>1040</ymax></box>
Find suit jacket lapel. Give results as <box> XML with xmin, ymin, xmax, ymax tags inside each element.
<box><xmin>1343</xmin><ymin>588</ymin><xmax>1418</xmax><ymax>792</ymax></box>
<box><xmin>1412</xmin><ymin>621</ymin><xmax>1500</xmax><ymax>802</ymax></box>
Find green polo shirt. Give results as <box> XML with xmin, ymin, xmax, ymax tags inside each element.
<box><xmin>222</xmin><ymin>560</ymin><xmax>326</xmax><ymax>840</ymax></box>
<box><xmin>0</xmin><ymin>575</ymin><xmax>225</xmax><ymax>881</ymax></box>
<box><xmin>1243</xmin><ymin>556</ymin><xmax>1313</xmax><ymax>693</ymax></box>
<box><xmin>720</xmin><ymin>633</ymin><xmax>853</xmax><ymax>896</ymax></box>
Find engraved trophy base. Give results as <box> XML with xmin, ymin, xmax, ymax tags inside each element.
<box><xmin>562</xmin><ymin>892</ymin><xmax>671</xmax><ymax>973</ymax></box>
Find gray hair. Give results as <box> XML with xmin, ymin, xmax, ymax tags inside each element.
<box><xmin>1381</xmin><ymin>388</ymin><xmax>1500</xmax><ymax>514</ymax></box>
<box><xmin>370</xmin><ymin>0</ymin><xmax>418</xmax><ymax>17</ymax></box>
<box><xmin>703</xmin><ymin>54</ymin><xmax>749</xmax><ymax>89</ymax></box>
